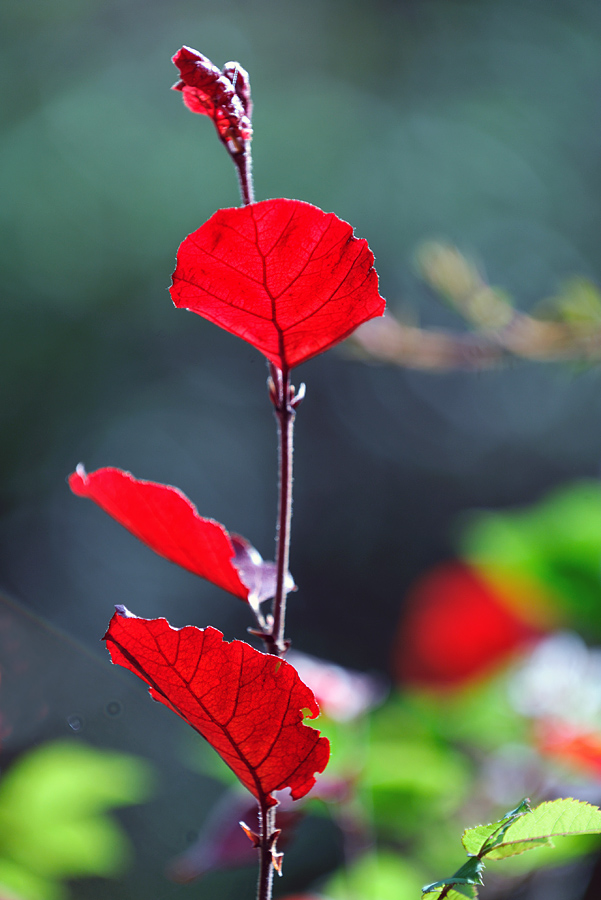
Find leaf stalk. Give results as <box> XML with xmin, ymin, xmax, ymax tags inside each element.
<box><xmin>232</xmin><ymin>140</ymin><xmax>255</xmax><ymax>206</ymax></box>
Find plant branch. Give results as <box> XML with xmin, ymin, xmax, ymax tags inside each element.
<box><xmin>231</xmin><ymin>140</ymin><xmax>254</xmax><ymax>206</ymax></box>
<box><xmin>256</xmin><ymin>800</ymin><xmax>276</xmax><ymax>900</ymax></box>
<box><xmin>351</xmin><ymin>242</ymin><xmax>601</xmax><ymax>371</ymax></box>
<box><xmin>261</xmin><ymin>364</ymin><xmax>300</xmax><ymax>656</ymax></box>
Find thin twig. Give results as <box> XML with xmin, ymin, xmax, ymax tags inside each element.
<box><xmin>268</xmin><ymin>364</ymin><xmax>295</xmax><ymax>656</ymax></box>
<box><xmin>232</xmin><ymin>141</ymin><xmax>255</xmax><ymax>206</ymax></box>
<box><xmin>351</xmin><ymin>242</ymin><xmax>601</xmax><ymax>371</ymax></box>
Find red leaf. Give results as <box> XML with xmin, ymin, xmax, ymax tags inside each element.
<box><xmin>104</xmin><ymin>608</ymin><xmax>330</xmax><ymax>806</ymax></box>
<box><xmin>170</xmin><ymin>198</ymin><xmax>385</xmax><ymax>371</ymax></box>
<box><xmin>68</xmin><ymin>465</ymin><xmax>249</xmax><ymax>600</ymax></box>
<box><xmin>172</xmin><ymin>46</ymin><xmax>252</xmax><ymax>151</ymax></box>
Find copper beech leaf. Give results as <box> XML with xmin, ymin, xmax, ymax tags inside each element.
<box><xmin>104</xmin><ymin>608</ymin><xmax>330</xmax><ymax>806</ymax></box>
<box><xmin>68</xmin><ymin>465</ymin><xmax>249</xmax><ymax>600</ymax></box>
<box><xmin>170</xmin><ymin>198</ymin><xmax>386</xmax><ymax>370</ymax></box>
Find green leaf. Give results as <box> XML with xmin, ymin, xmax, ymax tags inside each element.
<box><xmin>365</xmin><ymin>737</ymin><xmax>470</xmax><ymax>837</ymax></box>
<box><xmin>494</xmin><ymin>799</ymin><xmax>601</xmax><ymax>850</ymax></box>
<box><xmin>464</xmin><ymin>799</ymin><xmax>601</xmax><ymax>862</ymax></box>
<box><xmin>0</xmin><ymin>739</ymin><xmax>153</xmax><ymax>898</ymax></box>
<box><xmin>492</xmin><ymin>833</ymin><xmax>601</xmax><ymax>873</ymax></box>
<box><xmin>459</xmin><ymin>481</ymin><xmax>601</xmax><ymax>638</ymax></box>
<box><xmin>500</xmin><ymin>800</ymin><xmax>532</xmax><ymax>819</ymax></box>
<box><xmin>325</xmin><ymin>850</ymin><xmax>425</xmax><ymax>900</ymax></box>
<box><xmin>0</xmin><ymin>858</ymin><xmax>65</xmax><ymax>900</ymax></box>
<box><xmin>483</xmin><ymin>838</ymin><xmax>552</xmax><ymax>860</ymax></box>
<box><xmin>422</xmin><ymin>887</ymin><xmax>477</xmax><ymax>900</ymax></box>
<box><xmin>462</xmin><ymin>799</ymin><xmax>532</xmax><ymax>856</ymax></box>
<box><xmin>366</xmin><ymin>739</ymin><xmax>470</xmax><ymax>796</ymax></box>
<box><xmin>422</xmin><ymin>856</ymin><xmax>485</xmax><ymax>893</ymax></box>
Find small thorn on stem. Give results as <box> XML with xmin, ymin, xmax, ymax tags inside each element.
<box><xmin>268</xmin><ymin>828</ymin><xmax>282</xmax><ymax>848</ymax></box>
<box><xmin>239</xmin><ymin>820</ymin><xmax>261</xmax><ymax>846</ymax></box>
<box><xmin>291</xmin><ymin>382</ymin><xmax>306</xmax><ymax>408</ymax></box>
<box><xmin>267</xmin><ymin>376</ymin><xmax>278</xmax><ymax>406</ymax></box>
<box><xmin>268</xmin><ymin>829</ymin><xmax>284</xmax><ymax>875</ymax></box>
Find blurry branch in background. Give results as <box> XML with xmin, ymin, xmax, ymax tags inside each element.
<box><xmin>352</xmin><ymin>242</ymin><xmax>601</xmax><ymax>370</ymax></box>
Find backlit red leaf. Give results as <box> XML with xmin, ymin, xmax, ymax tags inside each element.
<box><xmin>104</xmin><ymin>608</ymin><xmax>330</xmax><ymax>806</ymax></box>
<box><xmin>172</xmin><ymin>46</ymin><xmax>252</xmax><ymax>151</ymax></box>
<box><xmin>170</xmin><ymin>198</ymin><xmax>385</xmax><ymax>370</ymax></box>
<box><xmin>68</xmin><ymin>465</ymin><xmax>249</xmax><ymax>600</ymax></box>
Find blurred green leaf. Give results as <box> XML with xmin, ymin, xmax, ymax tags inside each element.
<box><xmin>325</xmin><ymin>851</ymin><xmax>425</xmax><ymax>900</ymax></box>
<box><xmin>543</xmin><ymin>277</ymin><xmax>601</xmax><ymax>328</ymax></box>
<box><xmin>366</xmin><ymin>739</ymin><xmax>469</xmax><ymax>797</ymax></box>
<box><xmin>0</xmin><ymin>858</ymin><xmax>63</xmax><ymax>900</ymax></box>
<box><xmin>460</xmin><ymin>481</ymin><xmax>601</xmax><ymax>638</ymax></box>
<box><xmin>365</xmin><ymin>736</ymin><xmax>470</xmax><ymax>838</ymax></box>
<box><xmin>0</xmin><ymin>740</ymin><xmax>153</xmax><ymax>899</ymax></box>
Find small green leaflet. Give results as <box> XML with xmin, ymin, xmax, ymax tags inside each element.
<box><xmin>422</xmin><ymin>887</ymin><xmax>477</xmax><ymax>900</ymax></box>
<box><xmin>422</xmin><ymin>857</ymin><xmax>484</xmax><ymax>894</ymax></box>
<box><xmin>424</xmin><ymin>798</ymin><xmax>601</xmax><ymax>899</ymax></box>
<box><xmin>463</xmin><ymin>798</ymin><xmax>601</xmax><ymax>861</ymax></box>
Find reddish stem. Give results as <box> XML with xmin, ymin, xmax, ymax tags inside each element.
<box><xmin>232</xmin><ymin>140</ymin><xmax>254</xmax><ymax>206</ymax></box>
<box><xmin>256</xmin><ymin>801</ymin><xmax>276</xmax><ymax>900</ymax></box>
<box><xmin>269</xmin><ymin>365</ymin><xmax>295</xmax><ymax>655</ymax></box>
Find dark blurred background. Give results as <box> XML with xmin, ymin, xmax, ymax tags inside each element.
<box><xmin>3</xmin><ymin>0</ymin><xmax>601</xmax><ymax>897</ymax></box>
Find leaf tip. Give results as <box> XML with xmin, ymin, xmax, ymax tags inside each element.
<box><xmin>115</xmin><ymin>604</ymin><xmax>134</xmax><ymax>618</ymax></box>
<box><xmin>68</xmin><ymin>462</ymin><xmax>89</xmax><ymax>494</ymax></box>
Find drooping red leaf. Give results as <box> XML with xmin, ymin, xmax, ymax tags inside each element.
<box><xmin>68</xmin><ymin>465</ymin><xmax>249</xmax><ymax>600</ymax></box>
<box><xmin>104</xmin><ymin>608</ymin><xmax>330</xmax><ymax>806</ymax></box>
<box><xmin>170</xmin><ymin>198</ymin><xmax>385</xmax><ymax>371</ymax></box>
<box><xmin>172</xmin><ymin>46</ymin><xmax>252</xmax><ymax>151</ymax></box>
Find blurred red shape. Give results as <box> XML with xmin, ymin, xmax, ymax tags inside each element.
<box><xmin>104</xmin><ymin>608</ymin><xmax>330</xmax><ymax>806</ymax></box>
<box><xmin>170</xmin><ymin>198</ymin><xmax>385</xmax><ymax>370</ymax></box>
<box><xmin>536</xmin><ymin>718</ymin><xmax>601</xmax><ymax>779</ymax></box>
<box><xmin>394</xmin><ymin>562</ymin><xmax>545</xmax><ymax>690</ymax></box>
<box><xmin>286</xmin><ymin>651</ymin><xmax>386</xmax><ymax>721</ymax></box>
